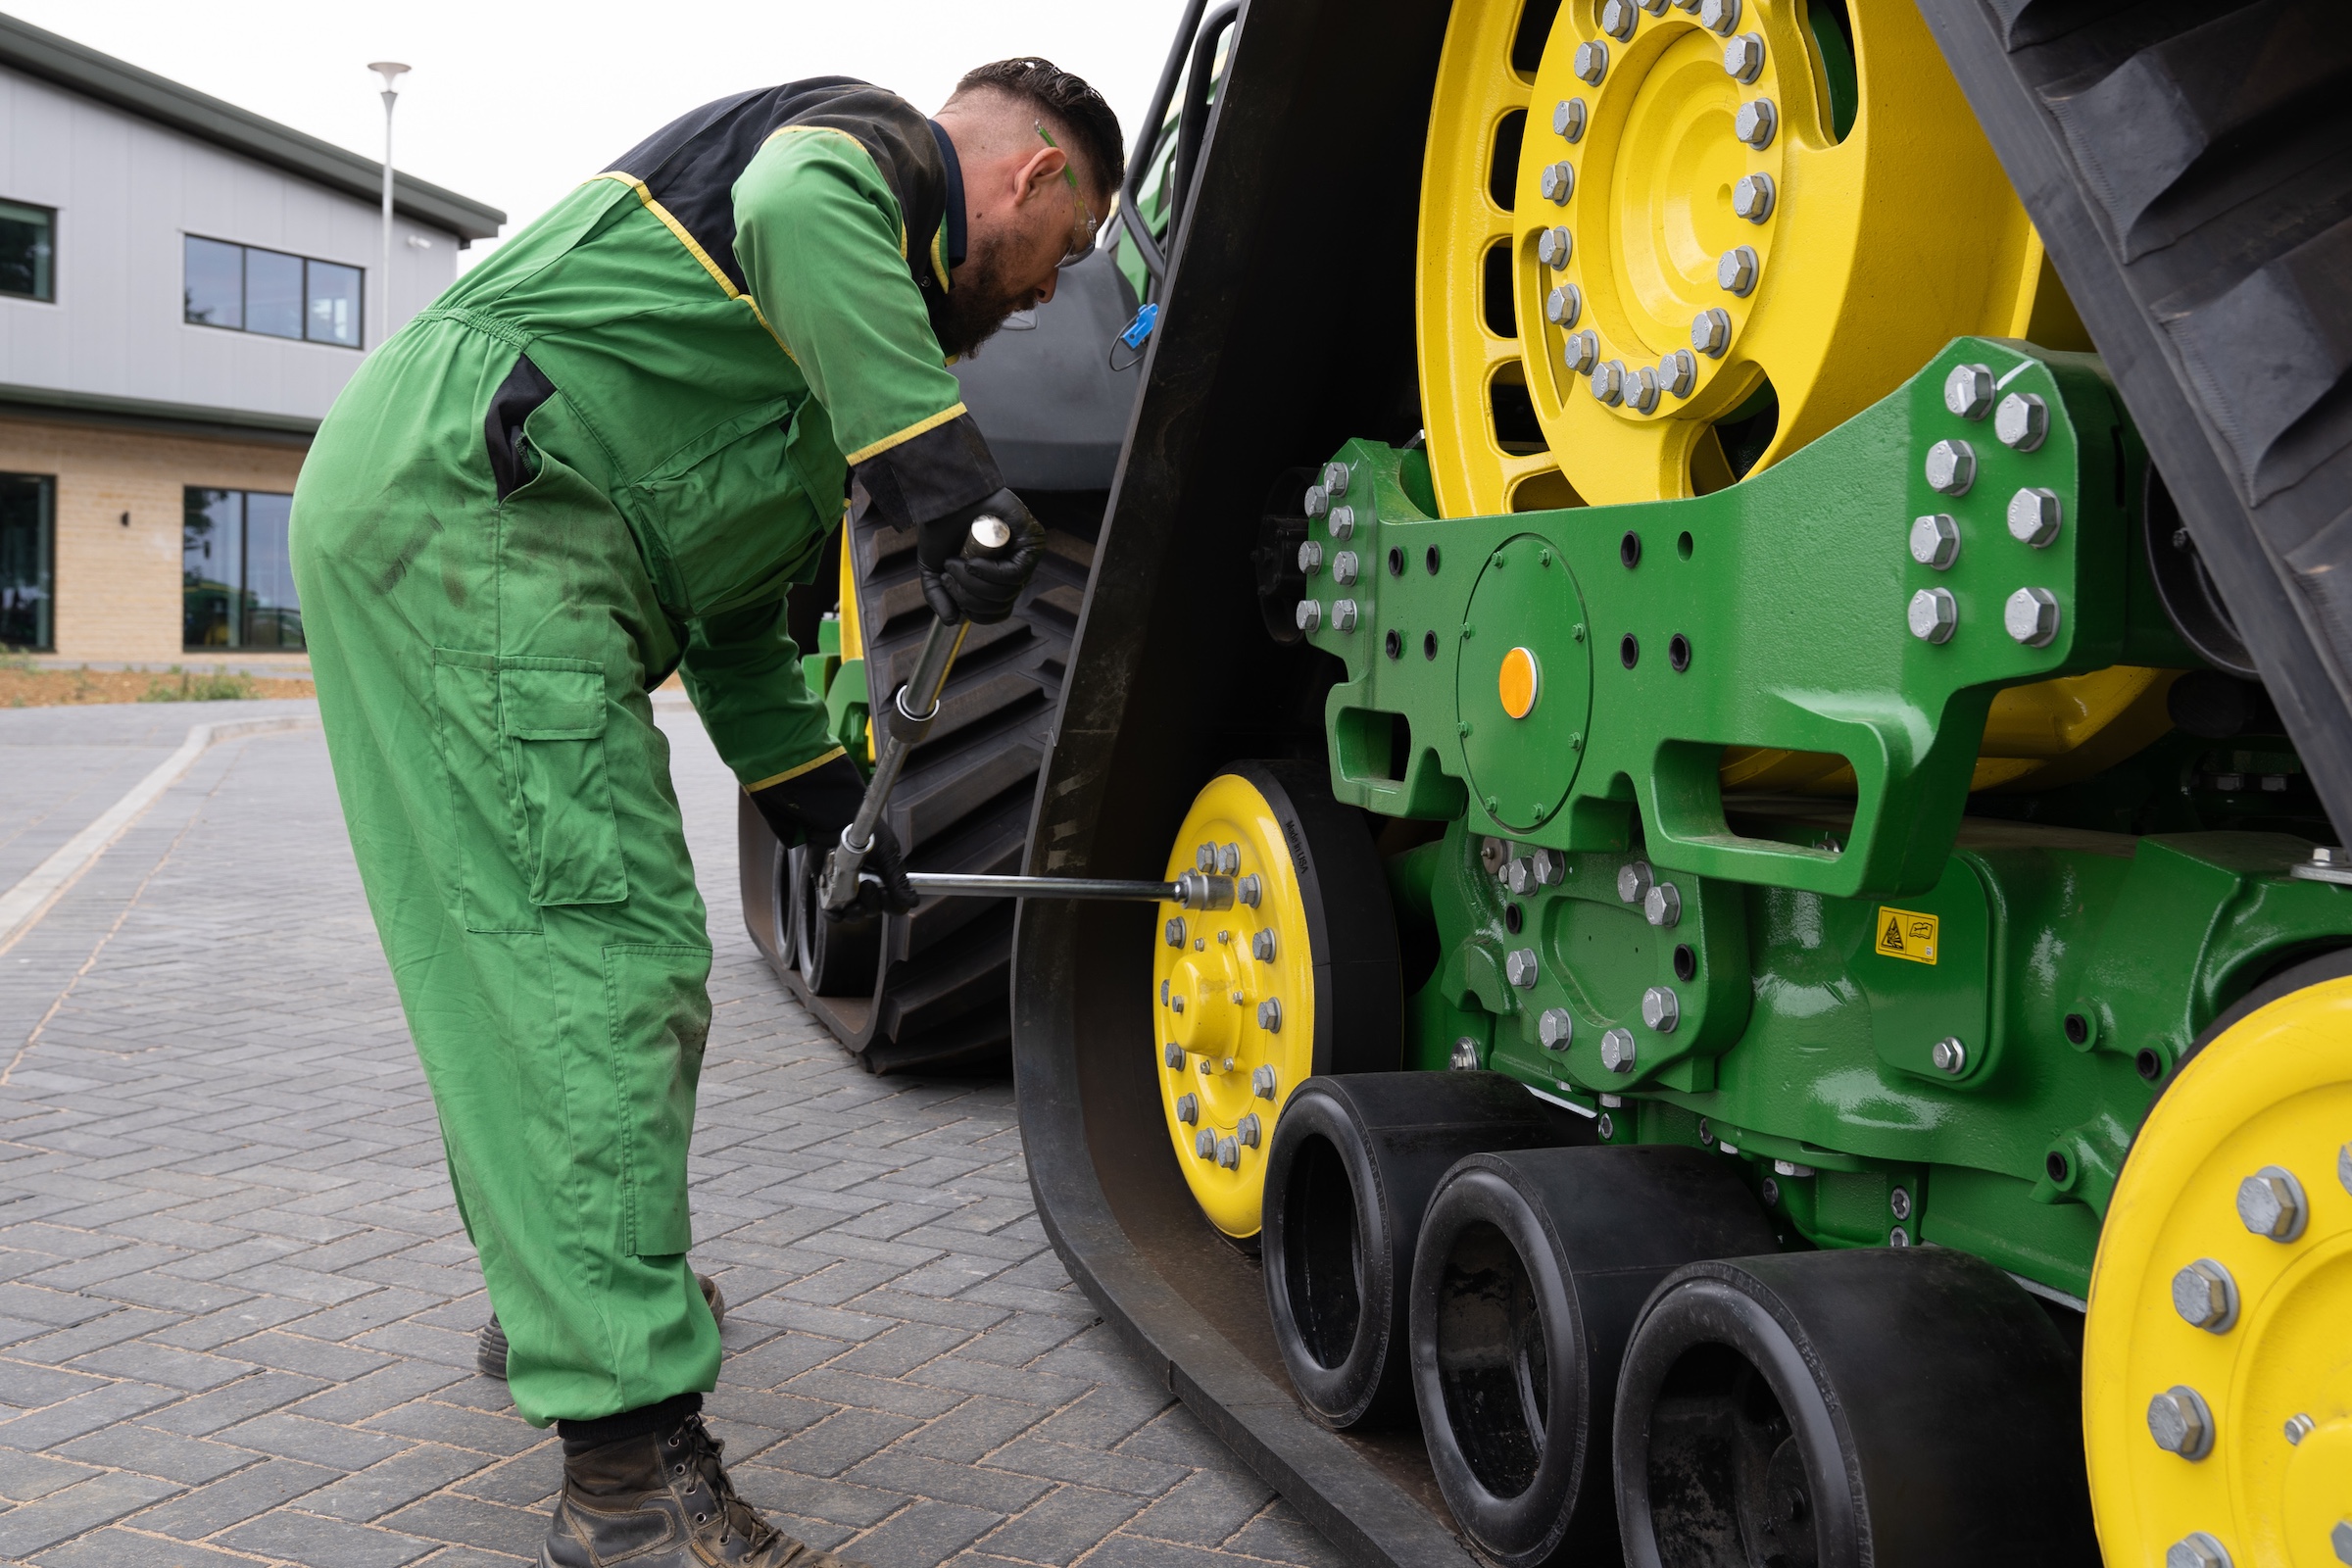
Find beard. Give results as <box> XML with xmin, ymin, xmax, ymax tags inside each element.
<box><xmin>937</xmin><ymin>231</ymin><xmax>1038</xmax><ymax>361</ymax></box>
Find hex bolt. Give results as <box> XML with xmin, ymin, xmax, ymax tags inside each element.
<box><xmin>1735</xmin><ymin>98</ymin><xmax>1777</xmax><ymax>149</ymax></box>
<box><xmin>1645</xmin><ymin>882</ymin><xmax>1682</xmax><ymax>927</ymax></box>
<box><xmin>1176</xmin><ymin>1092</ymin><xmax>1200</xmax><ymax>1125</ymax></box>
<box><xmin>1533</xmin><ymin>849</ymin><xmax>1568</xmax><ymax>885</ymax></box>
<box><xmin>1659</xmin><ymin>349</ymin><xmax>1697</xmax><ymax>397</ymax></box>
<box><xmin>1216</xmin><ymin>1136</ymin><xmax>1241</xmax><ymax>1169</ymax></box>
<box><xmin>1723</xmin><ymin>31</ymin><xmax>1766</xmax><ymax>81</ymax></box>
<box><xmin>1592</xmin><ymin>360</ymin><xmax>1628</xmax><ymax>405</ymax></box>
<box><xmin>1995</xmin><ymin>392</ymin><xmax>2048</xmax><ymax>452</ymax></box>
<box><xmin>1164</xmin><ymin>1042</ymin><xmax>1185</xmax><ymax>1069</ymax></box>
<box><xmin>1546</xmin><ymin>283</ymin><xmax>1583</xmax><ymax>327</ymax></box>
<box><xmin>2172</xmin><ymin>1258</ymin><xmax>2238</xmax><ymax>1332</ymax></box>
<box><xmin>1328</xmin><ymin>505</ymin><xmax>1356</xmax><ymax>540</ymax></box>
<box><xmin>1540</xmin><ymin>1007</ymin><xmax>1576</xmax><ymax>1050</ymax></box>
<box><xmin>1252</xmin><ymin>1063</ymin><xmax>1279</xmax><ymax>1100</ymax></box>
<box><xmin>1564</xmin><ymin>329</ymin><xmax>1600</xmax><ymax>374</ymax></box>
<box><xmin>1165</xmin><ymin>916</ymin><xmax>1187</xmax><ymax>948</ymax></box>
<box><xmin>2009</xmin><ymin>487</ymin><xmax>2063</xmax><ymax>547</ymax></box>
<box><xmin>1333</xmin><ymin>599</ymin><xmax>1360</xmax><ymax>631</ymax></box>
<box><xmin>1629</xmin><ymin>365</ymin><xmax>1662</xmax><ymax>414</ymax></box>
<box><xmin>1196</xmin><ymin>1127</ymin><xmax>1218</xmax><ymax>1159</ymax></box>
<box><xmin>1541</xmin><ymin>161</ymin><xmax>1576</xmax><ymax>205</ymax></box>
<box><xmin>1602</xmin><ymin>0</ymin><xmax>1639</xmax><ymax>38</ymax></box>
<box><xmin>1718</xmin><ymin>244</ymin><xmax>1759</xmax><ymax>296</ymax></box>
<box><xmin>1909</xmin><ymin>585</ymin><xmax>1966</xmax><ymax>639</ymax></box>
<box><xmin>1692</xmin><ymin>307</ymin><xmax>1732</xmax><ymax>358</ymax></box>
<box><xmin>1171</xmin><ymin>994</ymin><xmax>1186</xmax><ymax>1014</ymax></box>
<box><xmin>2166</xmin><ymin>1534</ymin><xmax>2231</xmax><ymax>1568</ymax></box>
<box><xmin>2286</xmin><ymin>1413</ymin><xmax>2316</xmax><ymax>1445</ymax></box>
<box><xmin>1258</xmin><ymin>998</ymin><xmax>1284</xmax><ymax>1033</ymax></box>
<box><xmin>1698</xmin><ymin>0</ymin><xmax>1741</xmax><ymax>32</ymax></box>
<box><xmin>1932</xmin><ymin>1035</ymin><xmax>1968</xmax><ymax>1073</ymax></box>
<box><xmin>1297</xmin><ymin>540</ymin><xmax>1324</xmax><ymax>577</ymax></box>
<box><xmin>1198</xmin><ymin>844</ymin><xmax>1216</xmax><ymax>872</ymax></box>
<box><xmin>1506</xmin><ymin>857</ymin><xmax>1539</xmax><ymax>896</ymax></box>
<box><xmin>1303</xmin><ymin>484</ymin><xmax>1330</xmax><ymax>518</ymax></box>
<box><xmin>1642</xmin><ymin>985</ymin><xmax>1682</xmax><ymax>1032</ymax></box>
<box><xmin>1601</xmin><ymin>1028</ymin><xmax>1639</xmax><ymax>1073</ymax></box>
<box><xmin>1333</xmin><ymin>550</ymin><xmax>1360</xmax><ymax>586</ymax></box>
<box><xmin>2237</xmin><ymin>1164</ymin><xmax>2309</xmax><ymax>1241</ymax></box>
<box><xmin>1451</xmin><ymin>1036</ymin><xmax>1483</xmax><ymax>1070</ymax></box>
<box><xmin>1554</xmin><ymin>97</ymin><xmax>1589</xmax><ymax>141</ymax></box>
<box><xmin>1575</xmin><ymin>39</ymin><xmax>1609</xmax><ymax>84</ymax></box>
<box><xmin>1889</xmin><ymin>1186</ymin><xmax>1913</xmax><ymax>1220</ymax></box>
<box><xmin>1539</xmin><ymin>225</ymin><xmax>1574</xmax><ymax>269</ymax></box>
<box><xmin>1252</xmin><ymin>929</ymin><xmax>1276</xmax><ymax>961</ymax></box>
<box><xmin>1732</xmin><ymin>172</ymin><xmax>1775</xmax><ymax>222</ymax></box>
<box><xmin>1216</xmin><ymin>843</ymin><xmax>1241</xmax><ymax>875</ymax></box>
<box><xmin>2004</xmin><ymin>587</ymin><xmax>2062</xmax><ymax>648</ymax></box>
<box><xmin>1618</xmin><ymin>859</ymin><xmax>1653</xmax><ymax>903</ymax></box>
<box><xmin>1944</xmin><ymin>363</ymin><xmax>1995</xmax><ymax>420</ymax></box>
<box><xmin>1505</xmin><ymin>948</ymin><xmax>1541</xmax><ymax>989</ymax></box>
<box><xmin>1239</xmin><ymin>873</ymin><xmax>1262</xmax><ymax>907</ymax></box>
<box><xmin>2148</xmin><ymin>1386</ymin><xmax>2216</xmax><ymax>1459</ymax></box>
<box><xmin>1911</xmin><ymin>514</ymin><xmax>1961</xmax><ymax>570</ymax></box>
<box><xmin>1238</xmin><ymin>1112</ymin><xmax>1263</xmax><ymax>1149</ymax></box>
<box><xmin>1925</xmin><ymin>438</ymin><xmax>1977</xmax><ymax>496</ymax></box>
<box><xmin>2336</xmin><ymin>1521</ymin><xmax>2352</xmax><ymax>1568</ymax></box>
<box><xmin>1296</xmin><ymin>600</ymin><xmax>1322</xmax><ymax>632</ymax></box>
<box><xmin>1323</xmin><ymin>461</ymin><xmax>1351</xmax><ymax>498</ymax></box>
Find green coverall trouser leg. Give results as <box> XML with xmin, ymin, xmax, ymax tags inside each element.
<box><xmin>290</xmin><ymin>318</ymin><xmax>722</xmax><ymax>1426</ymax></box>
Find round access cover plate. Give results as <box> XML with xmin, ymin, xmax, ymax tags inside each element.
<box><xmin>1457</xmin><ymin>532</ymin><xmax>1592</xmax><ymax>832</ymax></box>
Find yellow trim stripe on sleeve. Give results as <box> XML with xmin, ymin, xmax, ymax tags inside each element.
<box><xmin>594</xmin><ymin>170</ymin><xmax>796</xmax><ymax>361</ymax></box>
<box><xmin>845</xmin><ymin>403</ymin><xmax>969</xmax><ymax>466</ymax></box>
<box><xmin>744</xmin><ymin>746</ymin><xmax>849</xmax><ymax>793</ymax></box>
<box><xmin>929</xmin><ymin>224</ymin><xmax>952</xmax><ymax>292</ymax></box>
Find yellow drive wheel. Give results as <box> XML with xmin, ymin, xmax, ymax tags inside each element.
<box><xmin>1152</xmin><ymin>764</ymin><xmax>1401</xmax><ymax>1240</ymax></box>
<box><xmin>2084</xmin><ymin>958</ymin><xmax>2352</xmax><ymax>1568</ymax></box>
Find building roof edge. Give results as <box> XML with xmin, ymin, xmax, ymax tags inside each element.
<box><xmin>0</xmin><ymin>381</ymin><xmax>319</xmax><ymax>446</ymax></box>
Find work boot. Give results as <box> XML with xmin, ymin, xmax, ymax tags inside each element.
<box><xmin>481</xmin><ymin>1274</ymin><xmax>727</xmax><ymax>1380</ymax></box>
<box><xmin>543</xmin><ymin>1404</ymin><xmax>861</xmax><ymax>1567</ymax></box>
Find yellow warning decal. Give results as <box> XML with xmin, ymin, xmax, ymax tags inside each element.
<box><xmin>1875</xmin><ymin>906</ymin><xmax>1939</xmax><ymax>965</ymax></box>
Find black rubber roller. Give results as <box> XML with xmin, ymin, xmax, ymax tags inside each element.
<box><xmin>1261</xmin><ymin>1072</ymin><xmax>1592</xmax><ymax>1431</ymax></box>
<box><xmin>1613</xmin><ymin>1246</ymin><xmax>2094</xmax><ymax>1568</ymax></box>
<box><xmin>1408</xmin><ymin>1147</ymin><xmax>1777</xmax><ymax>1568</ymax></box>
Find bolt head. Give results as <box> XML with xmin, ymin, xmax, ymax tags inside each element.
<box><xmin>1252</xmin><ymin>1064</ymin><xmax>1278</xmax><ymax>1099</ymax></box>
<box><xmin>2166</xmin><ymin>1534</ymin><xmax>2230</xmax><ymax>1568</ymax></box>
<box><xmin>1302</xmin><ymin>484</ymin><xmax>1329</xmax><ymax>518</ymax></box>
<box><xmin>1532</xmin><ymin>848</ymin><xmax>1568</xmax><ymax>886</ymax></box>
<box><xmin>1994</xmin><ymin>392</ymin><xmax>2048</xmax><ymax>451</ymax></box>
<box><xmin>1252</xmin><ymin>929</ymin><xmax>1275</xmax><ymax>961</ymax></box>
<box><xmin>1298</xmin><ymin>539</ymin><xmax>1323</xmax><ymax>574</ymax></box>
<box><xmin>1175</xmin><ymin>1092</ymin><xmax>1199</xmax><ymax>1125</ymax></box>
<box><xmin>1322</xmin><ymin>461</ymin><xmax>1351</xmax><ymax>498</ymax></box>
<box><xmin>2333</xmin><ymin>1519</ymin><xmax>2352</xmax><ymax>1566</ymax></box>
<box><xmin>1628</xmin><ymin>365</ymin><xmax>1661</xmax><ymax>414</ymax></box>
<box><xmin>1602</xmin><ymin>0</ymin><xmax>1639</xmax><ymax>38</ymax></box>
<box><xmin>1723</xmin><ymin>30</ymin><xmax>1765</xmax><ymax>81</ymax></box>
<box><xmin>2237</xmin><ymin>1165</ymin><xmax>2307</xmax><ymax>1241</ymax></box>
<box><xmin>1617</xmin><ymin>859</ymin><xmax>1652</xmax><ymax>903</ymax></box>
<box><xmin>1659</xmin><ymin>349</ymin><xmax>1697</xmax><ymax>397</ymax></box>
<box><xmin>1717</xmin><ymin>244</ymin><xmax>1758</xmax><ymax>296</ymax></box>
<box><xmin>1944</xmin><ymin>362</ymin><xmax>1995</xmax><ymax>420</ymax></box>
<box><xmin>1332</xmin><ymin>599</ymin><xmax>1359</xmax><ymax>631</ymax></box>
<box><xmin>1761</xmin><ymin>1176</ymin><xmax>1782</xmax><ymax>1205</ymax></box>
<box><xmin>1164</xmin><ymin>1042</ymin><xmax>1184</xmax><ymax>1069</ymax></box>
<box><xmin>2171</xmin><ymin>1258</ymin><xmax>2237</xmax><ymax>1331</ymax></box>
<box><xmin>1734</xmin><ymin>98</ymin><xmax>1777</xmax><ymax>149</ymax></box>
<box><xmin>1910</xmin><ymin>513</ymin><xmax>1960</xmax><ymax>570</ymax></box>
<box><xmin>1507</xmin><ymin>856</ymin><xmax>1539</xmax><ymax>896</ymax></box>
<box><xmin>1564</xmin><ymin>329</ymin><xmax>1600</xmax><ymax>374</ymax></box>
<box><xmin>1600</xmin><ymin>1027</ymin><xmax>1638</xmax><ymax>1073</ymax></box>
<box><xmin>1216</xmin><ymin>843</ymin><xmax>1241</xmax><ymax>874</ymax></box>
<box><xmin>1575</xmin><ymin>39</ymin><xmax>1609</xmax><ymax>84</ymax></box>
<box><xmin>2341</xmin><ymin>1141</ymin><xmax>2351</xmax><ymax>1196</ymax></box>
<box><xmin>1553</xmin><ymin>97</ymin><xmax>1589</xmax><ymax>141</ymax></box>
<box><xmin>1538</xmin><ymin>225</ymin><xmax>1573</xmax><ymax>268</ymax></box>
<box><xmin>1505</xmin><ymin>948</ymin><xmax>1541</xmax><ymax>989</ymax></box>
<box><xmin>1165</xmin><ymin>916</ymin><xmax>1186</xmax><ymax>948</ymax></box>
<box><xmin>1239</xmin><ymin>873</ymin><xmax>1262</xmax><ymax>907</ymax></box>
<box><xmin>1328</xmin><ymin>505</ymin><xmax>1355</xmax><ymax>540</ymax></box>
<box><xmin>1451</xmin><ymin>1037</ymin><xmax>1482</xmax><ymax>1070</ymax></box>
<box><xmin>2148</xmin><ymin>1386</ymin><xmax>2215</xmax><ymax>1459</ymax></box>
<box><xmin>2004</xmin><ymin>587</ymin><xmax>2062</xmax><ymax>648</ymax></box>
<box><xmin>1931</xmin><ymin>1035</ymin><xmax>1967</xmax><ymax>1073</ymax></box>
<box><xmin>1539</xmin><ymin>1007</ymin><xmax>1575</xmax><ymax>1049</ymax></box>
<box><xmin>1925</xmin><ymin>438</ymin><xmax>1977</xmax><ymax>496</ymax></box>
<box><xmin>1216</xmin><ymin>1136</ymin><xmax>1240</xmax><ymax>1169</ymax></box>
<box><xmin>2008</xmin><ymin>487</ymin><xmax>2063</xmax><ymax>547</ymax></box>
<box><xmin>1546</xmin><ymin>283</ymin><xmax>1583</xmax><ymax>327</ymax></box>
<box><xmin>1908</xmin><ymin>587</ymin><xmax>1958</xmax><ymax>644</ymax></box>
<box><xmin>1642</xmin><ymin>985</ymin><xmax>1681</xmax><ymax>1032</ymax></box>
<box><xmin>1257</xmin><ymin>998</ymin><xmax>1284</xmax><ymax>1032</ymax></box>
<box><xmin>1296</xmin><ymin>600</ymin><xmax>1322</xmax><ymax>632</ymax></box>
<box><xmin>1238</xmin><ymin>1112</ymin><xmax>1262</xmax><ymax>1149</ymax></box>
<box><xmin>1592</xmin><ymin>360</ymin><xmax>1627</xmax><ymax>405</ymax></box>
<box><xmin>1889</xmin><ymin>1186</ymin><xmax>1913</xmax><ymax>1220</ymax></box>
<box><xmin>1332</xmin><ymin>550</ymin><xmax>1359</xmax><ymax>586</ymax></box>
<box><xmin>1644</xmin><ymin>882</ymin><xmax>1682</xmax><ymax>927</ymax></box>
<box><xmin>1732</xmin><ymin>172</ymin><xmax>1775</xmax><ymax>222</ymax></box>
<box><xmin>1692</xmin><ymin>307</ymin><xmax>1731</xmax><ymax>358</ymax></box>
<box><xmin>1698</xmin><ymin>0</ymin><xmax>1741</xmax><ymax>32</ymax></box>
<box><xmin>1196</xmin><ymin>1127</ymin><xmax>1217</xmax><ymax>1159</ymax></box>
<box><xmin>1541</xmin><ymin>161</ymin><xmax>1576</xmax><ymax>205</ymax></box>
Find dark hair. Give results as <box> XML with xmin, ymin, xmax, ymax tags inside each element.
<box><xmin>953</xmin><ymin>58</ymin><xmax>1127</xmax><ymax>200</ymax></box>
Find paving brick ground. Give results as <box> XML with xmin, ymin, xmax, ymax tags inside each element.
<box><xmin>0</xmin><ymin>700</ymin><xmax>1340</xmax><ymax>1568</ymax></box>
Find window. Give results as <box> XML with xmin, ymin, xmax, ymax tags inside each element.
<box><xmin>183</xmin><ymin>236</ymin><xmax>363</xmax><ymax>348</ymax></box>
<box><xmin>0</xmin><ymin>200</ymin><xmax>54</xmax><ymax>302</ymax></box>
<box><xmin>184</xmin><ymin>489</ymin><xmax>302</xmax><ymax>651</ymax></box>
<box><xmin>1</xmin><ymin>473</ymin><xmax>55</xmax><ymax>651</ymax></box>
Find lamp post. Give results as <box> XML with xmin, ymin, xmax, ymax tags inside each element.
<box><xmin>368</xmin><ymin>61</ymin><xmax>410</xmax><ymax>350</ymax></box>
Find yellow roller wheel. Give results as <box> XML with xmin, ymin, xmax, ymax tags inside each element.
<box><xmin>1152</xmin><ymin>766</ymin><xmax>1400</xmax><ymax>1240</ymax></box>
<box><xmin>2084</xmin><ymin>968</ymin><xmax>2352</xmax><ymax>1568</ymax></box>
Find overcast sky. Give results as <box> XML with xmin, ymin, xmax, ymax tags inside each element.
<box><xmin>9</xmin><ymin>0</ymin><xmax>1196</xmax><ymax>261</ymax></box>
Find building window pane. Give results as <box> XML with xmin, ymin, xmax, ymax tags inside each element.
<box><xmin>0</xmin><ymin>472</ymin><xmax>55</xmax><ymax>651</ymax></box>
<box><xmin>183</xmin><ymin>488</ymin><xmax>242</xmax><ymax>649</ymax></box>
<box><xmin>245</xmin><ymin>247</ymin><xmax>303</xmax><ymax>339</ymax></box>
<box><xmin>306</xmin><ymin>260</ymin><xmax>362</xmax><ymax>347</ymax></box>
<box><xmin>240</xmin><ymin>493</ymin><xmax>302</xmax><ymax>650</ymax></box>
<box><xmin>184</xmin><ymin>236</ymin><xmax>243</xmax><ymax>327</ymax></box>
<box><xmin>0</xmin><ymin>201</ymin><xmax>54</xmax><ymax>302</ymax></box>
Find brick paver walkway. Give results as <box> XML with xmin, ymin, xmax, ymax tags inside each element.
<box><xmin>0</xmin><ymin>701</ymin><xmax>1339</xmax><ymax>1568</ymax></box>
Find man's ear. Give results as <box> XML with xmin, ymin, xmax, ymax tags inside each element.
<box><xmin>1011</xmin><ymin>144</ymin><xmax>1065</xmax><ymax>207</ymax></box>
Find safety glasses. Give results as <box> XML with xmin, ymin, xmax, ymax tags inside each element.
<box><xmin>1035</xmin><ymin>122</ymin><xmax>1099</xmax><ymax>269</ymax></box>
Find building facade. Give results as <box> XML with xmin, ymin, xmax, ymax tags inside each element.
<box><xmin>0</xmin><ymin>14</ymin><xmax>502</xmax><ymax>662</ymax></box>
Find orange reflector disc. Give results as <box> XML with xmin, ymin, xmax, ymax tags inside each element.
<box><xmin>1498</xmin><ymin>646</ymin><xmax>1541</xmax><ymax>719</ymax></box>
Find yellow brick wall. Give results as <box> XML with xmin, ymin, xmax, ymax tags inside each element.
<box><xmin>0</xmin><ymin>416</ymin><xmax>308</xmax><ymax>662</ymax></box>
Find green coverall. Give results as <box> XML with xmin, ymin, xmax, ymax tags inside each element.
<box><xmin>290</xmin><ymin>80</ymin><xmax>1002</xmax><ymax>1425</ymax></box>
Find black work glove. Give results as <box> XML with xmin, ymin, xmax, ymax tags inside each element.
<box><xmin>917</xmin><ymin>486</ymin><xmax>1046</xmax><ymax>626</ymax></box>
<box><xmin>745</xmin><ymin>755</ymin><xmax>917</xmax><ymax>919</ymax></box>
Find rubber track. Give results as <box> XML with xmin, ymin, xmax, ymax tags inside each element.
<box><xmin>1916</xmin><ymin>0</ymin><xmax>2352</xmax><ymax>838</ymax></box>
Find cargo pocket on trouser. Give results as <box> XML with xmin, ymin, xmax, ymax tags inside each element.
<box><xmin>499</xmin><ymin>661</ymin><xmax>627</xmax><ymax>908</ymax></box>
<box><xmin>602</xmin><ymin>945</ymin><xmax>713</xmax><ymax>1257</ymax></box>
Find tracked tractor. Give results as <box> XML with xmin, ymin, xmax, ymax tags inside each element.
<box><xmin>742</xmin><ymin>0</ymin><xmax>2352</xmax><ymax>1562</ymax></box>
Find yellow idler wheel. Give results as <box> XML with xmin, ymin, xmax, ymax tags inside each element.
<box><xmin>2084</xmin><ymin>963</ymin><xmax>2352</xmax><ymax>1568</ymax></box>
<box><xmin>1152</xmin><ymin>766</ymin><xmax>1401</xmax><ymax>1240</ymax></box>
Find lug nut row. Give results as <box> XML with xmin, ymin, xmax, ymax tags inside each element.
<box><xmin>1907</xmin><ymin>364</ymin><xmax>2067</xmax><ymax>650</ymax></box>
